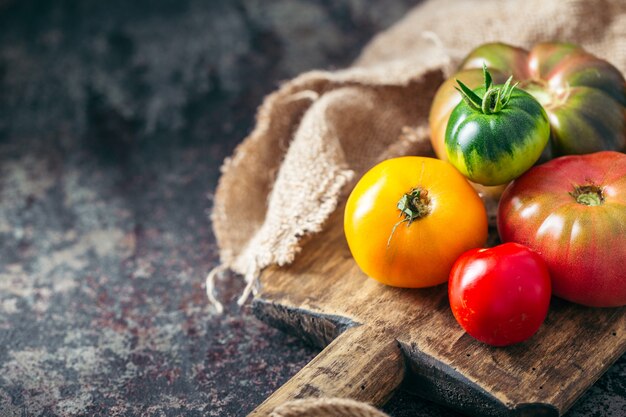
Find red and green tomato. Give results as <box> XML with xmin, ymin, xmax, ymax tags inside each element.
<box><xmin>445</xmin><ymin>66</ymin><xmax>550</xmax><ymax>185</ymax></box>
<box><xmin>498</xmin><ymin>151</ymin><xmax>626</xmax><ymax>307</ymax></box>
<box><xmin>431</xmin><ymin>42</ymin><xmax>626</xmax><ymax>161</ymax></box>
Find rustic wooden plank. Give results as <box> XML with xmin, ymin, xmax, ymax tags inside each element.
<box><xmin>253</xmin><ymin>206</ymin><xmax>626</xmax><ymax>416</ymax></box>
<box><xmin>248</xmin><ymin>325</ymin><xmax>406</xmax><ymax>416</ymax></box>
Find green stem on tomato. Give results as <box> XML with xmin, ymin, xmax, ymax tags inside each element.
<box><xmin>387</xmin><ymin>187</ymin><xmax>431</xmax><ymax>247</ymax></box>
<box><xmin>455</xmin><ymin>64</ymin><xmax>518</xmax><ymax>115</ymax></box>
<box><xmin>571</xmin><ymin>184</ymin><xmax>605</xmax><ymax>206</ymax></box>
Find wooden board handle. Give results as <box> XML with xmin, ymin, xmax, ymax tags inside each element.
<box><xmin>248</xmin><ymin>325</ymin><xmax>406</xmax><ymax>416</ymax></box>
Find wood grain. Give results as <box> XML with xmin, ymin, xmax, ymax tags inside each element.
<box><xmin>249</xmin><ymin>325</ymin><xmax>405</xmax><ymax>416</ymax></box>
<box><xmin>250</xmin><ymin>206</ymin><xmax>626</xmax><ymax>416</ymax></box>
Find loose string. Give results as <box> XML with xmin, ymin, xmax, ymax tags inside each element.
<box><xmin>237</xmin><ymin>263</ymin><xmax>261</xmax><ymax>306</ymax></box>
<box><xmin>206</xmin><ymin>262</ymin><xmax>261</xmax><ymax>313</ymax></box>
<box><xmin>205</xmin><ymin>264</ymin><xmax>227</xmax><ymax>314</ymax></box>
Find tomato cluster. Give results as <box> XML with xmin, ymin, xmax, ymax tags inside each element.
<box><xmin>430</xmin><ymin>42</ymin><xmax>626</xmax><ymax>165</ymax></box>
<box><xmin>344</xmin><ymin>42</ymin><xmax>626</xmax><ymax>347</ymax></box>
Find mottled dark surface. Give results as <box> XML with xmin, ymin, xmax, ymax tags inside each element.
<box><xmin>0</xmin><ymin>1</ymin><xmax>623</xmax><ymax>416</ymax></box>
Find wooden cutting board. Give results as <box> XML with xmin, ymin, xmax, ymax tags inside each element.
<box><xmin>248</xmin><ymin>205</ymin><xmax>626</xmax><ymax>417</ymax></box>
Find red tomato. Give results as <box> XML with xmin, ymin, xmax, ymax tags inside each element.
<box><xmin>448</xmin><ymin>243</ymin><xmax>551</xmax><ymax>346</ymax></box>
<box><xmin>498</xmin><ymin>151</ymin><xmax>626</xmax><ymax>307</ymax></box>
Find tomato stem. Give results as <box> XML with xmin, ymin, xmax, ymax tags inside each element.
<box><xmin>571</xmin><ymin>185</ymin><xmax>605</xmax><ymax>206</ymax></box>
<box><xmin>387</xmin><ymin>187</ymin><xmax>431</xmax><ymax>247</ymax></box>
<box><xmin>455</xmin><ymin>64</ymin><xmax>518</xmax><ymax>115</ymax></box>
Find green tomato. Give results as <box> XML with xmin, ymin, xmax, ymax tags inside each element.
<box><xmin>445</xmin><ymin>66</ymin><xmax>550</xmax><ymax>186</ymax></box>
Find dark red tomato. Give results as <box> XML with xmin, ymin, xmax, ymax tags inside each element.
<box><xmin>498</xmin><ymin>151</ymin><xmax>626</xmax><ymax>307</ymax></box>
<box><xmin>448</xmin><ymin>243</ymin><xmax>551</xmax><ymax>346</ymax></box>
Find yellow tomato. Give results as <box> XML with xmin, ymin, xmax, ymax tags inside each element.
<box><xmin>344</xmin><ymin>156</ymin><xmax>488</xmax><ymax>288</ymax></box>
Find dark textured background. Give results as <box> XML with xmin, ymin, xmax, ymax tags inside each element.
<box><xmin>0</xmin><ymin>1</ymin><xmax>624</xmax><ymax>416</ymax></box>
